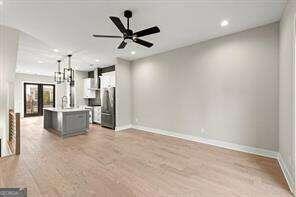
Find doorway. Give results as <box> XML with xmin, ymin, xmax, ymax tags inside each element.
<box><xmin>24</xmin><ymin>83</ymin><xmax>55</xmax><ymax>117</ymax></box>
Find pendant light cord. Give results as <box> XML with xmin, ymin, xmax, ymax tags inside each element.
<box><xmin>68</xmin><ymin>54</ymin><xmax>72</xmax><ymax>69</ymax></box>
<box><xmin>57</xmin><ymin>60</ymin><xmax>61</xmax><ymax>72</ymax></box>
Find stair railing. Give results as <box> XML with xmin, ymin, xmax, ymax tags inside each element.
<box><xmin>8</xmin><ymin>109</ymin><xmax>20</xmax><ymax>155</ymax></box>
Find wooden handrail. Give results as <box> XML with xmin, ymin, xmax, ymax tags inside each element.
<box><xmin>8</xmin><ymin>110</ymin><xmax>20</xmax><ymax>155</ymax></box>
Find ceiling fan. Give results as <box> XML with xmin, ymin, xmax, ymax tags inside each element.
<box><xmin>92</xmin><ymin>10</ymin><xmax>160</xmax><ymax>49</ymax></box>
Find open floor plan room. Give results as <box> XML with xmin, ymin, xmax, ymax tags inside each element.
<box><xmin>0</xmin><ymin>0</ymin><xmax>295</xmax><ymax>196</ymax></box>
<box><xmin>0</xmin><ymin>117</ymin><xmax>291</xmax><ymax>196</ymax></box>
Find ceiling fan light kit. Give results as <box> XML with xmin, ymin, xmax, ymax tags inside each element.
<box><xmin>93</xmin><ymin>10</ymin><xmax>160</xmax><ymax>49</ymax></box>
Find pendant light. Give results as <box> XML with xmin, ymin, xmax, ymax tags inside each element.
<box><xmin>54</xmin><ymin>60</ymin><xmax>64</xmax><ymax>84</ymax></box>
<box><xmin>63</xmin><ymin>54</ymin><xmax>75</xmax><ymax>84</ymax></box>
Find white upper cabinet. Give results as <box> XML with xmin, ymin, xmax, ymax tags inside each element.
<box><xmin>83</xmin><ymin>78</ymin><xmax>96</xmax><ymax>98</ymax></box>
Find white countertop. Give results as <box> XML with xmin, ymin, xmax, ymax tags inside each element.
<box><xmin>43</xmin><ymin>107</ymin><xmax>89</xmax><ymax>112</ymax></box>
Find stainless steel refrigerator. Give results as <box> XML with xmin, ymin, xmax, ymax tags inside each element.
<box><xmin>101</xmin><ymin>87</ymin><xmax>115</xmax><ymax>129</ymax></box>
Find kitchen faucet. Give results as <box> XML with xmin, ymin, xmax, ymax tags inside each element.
<box><xmin>62</xmin><ymin>96</ymin><xmax>67</xmax><ymax>109</ymax></box>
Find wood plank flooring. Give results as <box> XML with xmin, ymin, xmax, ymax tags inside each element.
<box><xmin>0</xmin><ymin>117</ymin><xmax>292</xmax><ymax>197</ymax></box>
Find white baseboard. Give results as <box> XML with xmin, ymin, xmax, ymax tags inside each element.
<box><xmin>115</xmin><ymin>124</ymin><xmax>132</xmax><ymax>132</ymax></box>
<box><xmin>278</xmin><ymin>153</ymin><xmax>295</xmax><ymax>194</ymax></box>
<box><xmin>131</xmin><ymin>125</ymin><xmax>278</xmax><ymax>159</ymax></box>
<box><xmin>129</xmin><ymin>125</ymin><xmax>294</xmax><ymax>194</ymax></box>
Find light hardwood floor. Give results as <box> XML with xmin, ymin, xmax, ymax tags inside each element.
<box><xmin>0</xmin><ymin>117</ymin><xmax>292</xmax><ymax>197</ymax></box>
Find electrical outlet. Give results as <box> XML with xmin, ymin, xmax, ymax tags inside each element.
<box><xmin>135</xmin><ymin>118</ymin><xmax>139</xmax><ymax>124</ymax></box>
<box><xmin>201</xmin><ymin>128</ymin><xmax>206</xmax><ymax>134</ymax></box>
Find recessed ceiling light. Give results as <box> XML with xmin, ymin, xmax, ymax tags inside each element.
<box><xmin>53</xmin><ymin>49</ymin><xmax>59</xmax><ymax>52</ymax></box>
<box><xmin>38</xmin><ymin>60</ymin><xmax>44</xmax><ymax>64</ymax></box>
<box><xmin>131</xmin><ymin>51</ymin><xmax>136</xmax><ymax>55</ymax></box>
<box><xmin>95</xmin><ymin>59</ymin><xmax>100</xmax><ymax>62</ymax></box>
<box><xmin>0</xmin><ymin>1</ymin><xmax>3</xmax><ymax>5</ymax></box>
<box><xmin>221</xmin><ymin>20</ymin><xmax>229</xmax><ymax>27</ymax></box>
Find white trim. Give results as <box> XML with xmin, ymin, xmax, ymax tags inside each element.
<box><xmin>16</xmin><ymin>71</ymin><xmax>53</xmax><ymax>77</ymax></box>
<box><xmin>115</xmin><ymin>124</ymin><xmax>132</xmax><ymax>132</ymax></box>
<box><xmin>292</xmin><ymin>11</ymin><xmax>296</xmax><ymax>196</ymax></box>
<box><xmin>131</xmin><ymin>125</ymin><xmax>278</xmax><ymax>159</ymax></box>
<box><xmin>278</xmin><ymin>153</ymin><xmax>295</xmax><ymax>194</ymax></box>
<box><xmin>129</xmin><ymin>125</ymin><xmax>296</xmax><ymax>193</ymax></box>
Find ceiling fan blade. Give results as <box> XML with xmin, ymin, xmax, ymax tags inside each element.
<box><xmin>118</xmin><ymin>41</ymin><xmax>127</xmax><ymax>49</ymax></box>
<box><xmin>134</xmin><ymin>38</ymin><xmax>153</xmax><ymax>48</ymax></box>
<box><xmin>134</xmin><ymin>26</ymin><xmax>160</xmax><ymax>37</ymax></box>
<box><xmin>109</xmin><ymin>16</ymin><xmax>127</xmax><ymax>34</ymax></box>
<box><xmin>93</xmin><ymin>34</ymin><xmax>122</xmax><ymax>38</ymax></box>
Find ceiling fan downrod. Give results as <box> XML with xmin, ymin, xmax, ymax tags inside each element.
<box><xmin>124</xmin><ymin>10</ymin><xmax>132</xmax><ymax>30</ymax></box>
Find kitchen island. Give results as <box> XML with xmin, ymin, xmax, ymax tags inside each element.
<box><xmin>43</xmin><ymin>108</ymin><xmax>89</xmax><ymax>138</ymax></box>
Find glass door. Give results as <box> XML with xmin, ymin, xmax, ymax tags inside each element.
<box><xmin>24</xmin><ymin>83</ymin><xmax>40</xmax><ymax>117</ymax></box>
<box><xmin>42</xmin><ymin>85</ymin><xmax>55</xmax><ymax>108</ymax></box>
<box><xmin>24</xmin><ymin>83</ymin><xmax>55</xmax><ymax>117</ymax></box>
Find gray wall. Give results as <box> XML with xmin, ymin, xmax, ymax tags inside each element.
<box><xmin>279</xmin><ymin>0</ymin><xmax>295</xmax><ymax>188</ymax></box>
<box><xmin>116</xmin><ymin>58</ymin><xmax>132</xmax><ymax>128</ymax></box>
<box><xmin>131</xmin><ymin>23</ymin><xmax>279</xmax><ymax>151</ymax></box>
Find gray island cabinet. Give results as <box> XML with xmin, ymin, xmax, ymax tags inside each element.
<box><xmin>43</xmin><ymin>108</ymin><xmax>89</xmax><ymax>138</ymax></box>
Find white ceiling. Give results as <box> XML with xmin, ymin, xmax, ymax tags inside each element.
<box><xmin>0</xmin><ymin>0</ymin><xmax>287</xmax><ymax>76</ymax></box>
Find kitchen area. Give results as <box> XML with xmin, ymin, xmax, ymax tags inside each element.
<box><xmin>84</xmin><ymin>65</ymin><xmax>116</xmax><ymax>129</ymax></box>
<box><xmin>43</xmin><ymin>61</ymin><xmax>116</xmax><ymax>138</ymax></box>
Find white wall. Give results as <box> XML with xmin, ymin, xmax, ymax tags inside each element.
<box><xmin>279</xmin><ymin>0</ymin><xmax>296</xmax><ymax>191</ymax></box>
<box><xmin>131</xmin><ymin>23</ymin><xmax>279</xmax><ymax>151</ymax></box>
<box><xmin>116</xmin><ymin>58</ymin><xmax>132</xmax><ymax>128</ymax></box>
<box><xmin>14</xmin><ymin>73</ymin><xmax>66</xmax><ymax>117</ymax></box>
<box><xmin>14</xmin><ymin>71</ymin><xmax>89</xmax><ymax>117</ymax></box>
<box><xmin>74</xmin><ymin>70</ymin><xmax>88</xmax><ymax>107</ymax></box>
<box><xmin>0</xmin><ymin>26</ymin><xmax>19</xmax><ymax>144</ymax></box>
